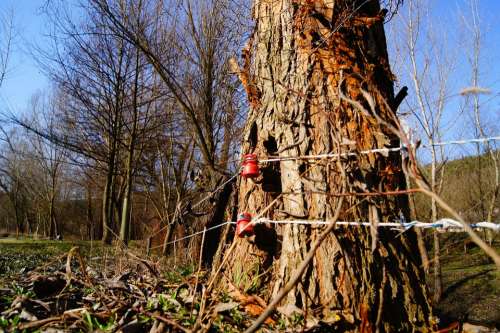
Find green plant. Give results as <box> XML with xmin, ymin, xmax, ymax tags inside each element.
<box><xmin>158</xmin><ymin>294</ymin><xmax>177</xmax><ymax>312</ymax></box>
<box><xmin>212</xmin><ymin>314</ymin><xmax>240</xmax><ymax>333</ymax></box>
<box><xmin>137</xmin><ymin>314</ymin><xmax>152</xmax><ymax>324</ymax></box>
<box><xmin>232</xmin><ymin>262</ymin><xmax>261</xmax><ymax>293</ymax></box>
<box><xmin>0</xmin><ymin>314</ymin><xmax>22</xmax><ymax>332</ymax></box>
<box><xmin>291</xmin><ymin>313</ymin><xmax>304</xmax><ymax>327</ymax></box>
<box><xmin>178</xmin><ymin>264</ymin><xmax>195</xmax><ymax>277</ymax></box>
<box><xmin>0</xmin><ymin>316</ymin><xmax>8</xmax><ymax>328</ymax></box>
<box><xmin>9</xmin><ymin>315</ymin><xmax>20</xmax><ymax>326</ymax></box>
<box><xmin>276</xmin><ymin>317</ymin><xmax>287</xmax><ymax>330</ymax></box>
<box><xmin>219</xmin><ymin>292</ymin><xmax>231</xmax><ymax>303</ymax></box>
<box><xmin>11</xmin><ymin>283</ymin><xmax>34</xmax><ymax>298</ymax></box>
<box><xmin>82</xmin><ymin>311</ymin><xmax>115</xmax><ymax>332</ymax></box>
<box><xmin>145</xmin><ymin>299</ymin><xmax>155</xmax><ymax>311</ymax></box>
<box><xmin>229</xmin><ymin>308</ymin><xmax>244</xmax><ymax>325</ymax></box>
<box><xmin>83</xmin><ymin>287</ymin><xmax>94</xmax><ymax>296</ymax></box>
<box><xmin>0</xmin><ymin>294</ymin><xmax>13</xmax><ymax>305</ymax></box>
<box><xmin>164</xmin><ymin>270</ymin><xmax>181</xmax><ymax>283</ymax></box>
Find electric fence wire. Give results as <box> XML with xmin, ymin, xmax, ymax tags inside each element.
<box><xmin>151</xmin><ymin>218</ymin><xmax>499</xmax><ymax>248</ymax></box>
<box><xmin>260</xmin><ymin>135</ymin><xmax>500</xmax><ymax>163</ymax></box>
<box><xmin>149</xmin><ymin>135</ymin><xmax>500</xmax><ymax>248</ymax></box>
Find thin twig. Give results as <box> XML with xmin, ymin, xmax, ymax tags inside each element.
<box><xmin>192</xmin><ymin>227</ymin><xmax>206</xmax><ymax>313</ymax></box>
<box><xmin>17</xmin><ymin>316</ymin><xmax>62</xmax><ymax>330</ymax></box>
<box><xmin>144</xmin><ymin>312</ymin><xmax>191</xmax><ymax>333</ymax></box>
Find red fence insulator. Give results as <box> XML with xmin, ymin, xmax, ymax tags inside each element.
<box><xmin>236</xmin><ymin>212</ymin><xmax>254</xmax><ymax>237</ymax></box>
<box><xmin>241</xmin><ymin>154</ymin><xmax>260</xmax><ymax>178</ymax></box>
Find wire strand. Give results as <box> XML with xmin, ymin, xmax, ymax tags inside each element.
<box><xmin>149</xmin><ymin>218</ymin><xmax>499</xmax><ymax>249</ymax></box>
<box><xmin>149</xmin><ymin>135</ymin><xmax>500</xmax><ymax>248</ymax></box>
<box><xmin>259</xmin><ymin>135</ymin><xmax>500</xmax><ymax>163</ymax></box>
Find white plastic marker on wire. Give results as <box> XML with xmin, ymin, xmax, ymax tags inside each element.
<box><xmin>158</xmin><ymin>218</ymin><xmax>499</xmax><ymax>249</ymax></box>
<box><xmin>254</xmin><ymin>218</ymin><xmax>500</xmax><ymax>232</ymax></box>
<box><xmin>422</xmin><ymin>136</ymin><xmax>500</xmax><ymax>148</ymax></box>
<box><xmin>259</xmin><ymin>136</ymin><xmax>500</xmax><ymax>164</ymax></box>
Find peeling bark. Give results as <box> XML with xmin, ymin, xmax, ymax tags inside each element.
<box><xmin>224</xmin><ymin>0</ymin><xmax>432</xmax><ymax>331</ymax></box>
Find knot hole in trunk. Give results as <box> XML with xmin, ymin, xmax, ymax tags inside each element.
<box><xmin>262</xmin><ymin>135</ymin><xmax>282</xmax><ymax>193</ymax></box>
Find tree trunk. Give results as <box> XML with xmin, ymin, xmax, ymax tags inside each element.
<box><xmin>201</xmin><ymin>179</ymin><xmax>235</xmax><ymax>266</ymax></box>
<box><xmin>102</xmin><ymin>78</ymin><xmax>123</xmax><ymax>244</ymax></box>
<box><xmin>430</xmin><ymin>147</ymin><xmax>442</xmax><ymax>303</ymax></box>
<box><xmin>223</xmin><ymin>1</ymin><xmax>431</xmax><ymax>331</ymax></box>
<box><xmin>120</xmin><ymin>49</ymin><xmax>140</xmax><ymax>245</ymax></box>
<box><xmin>102</xmin><ymin>171</ymin><xmax>115</xmax><ymax>244</ymax></box>
<box><xmin>86</xmin><ymin>182</ymin><xmax>94</xmax><ymax>240</ymax></box>
<box><xmin>162</xmin><ymin>223</ymin><xmax>174</xmax><ymax>256</ymax></box>
<box><xmin>14</xmin><ymin>202</ymin><xmax>23</xmax><ymax>237</ymax></box>
<box><xmin>120</xmin><ymin>135</ymin><xmax>137</xmax><ymax>245</ymax></box>
<box><xmin>49</xmin><ymin>193</ymin><xmax>58</xmax><ymax>239</ymax></box>
<box><xmin>432</xmin><ymin>231</ymin><xmax>442</xmax><ymax>304</ymax></box>
<box><xmin>120</xmin><ymin>141</ymin><xmax>135</xmax><ymax>245</ymax></box>
<box><xmin>406</xmin><ymin>171</ymin><xmax>429</xmax><ymax>274</ymax></box>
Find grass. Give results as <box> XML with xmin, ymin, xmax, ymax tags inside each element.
<box><xmin>435</xmin><ymin>240</ymin><xmax>500</xmax><ymax>327</ymax></box>
<box><xmin>0</xmin><ymin>238</ymin><xmax>116</xmax><ymax>283</ymax></box>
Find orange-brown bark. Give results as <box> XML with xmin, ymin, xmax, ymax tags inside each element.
<box><xmin>223</xmin><ymin>1</ymin><xmax>432</xmax><ymax>331</ymax></box>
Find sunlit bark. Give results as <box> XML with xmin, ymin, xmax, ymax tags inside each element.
<box><xmin>224</xmin><ymin>1</ymin><xmax>432</xmax><ymax>330</ymax></box>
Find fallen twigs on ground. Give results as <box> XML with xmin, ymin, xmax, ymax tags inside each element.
<box><xmin>0</xmin><ymin>245</ymin><xmax>331</xmax><ymax>333</ymax></box>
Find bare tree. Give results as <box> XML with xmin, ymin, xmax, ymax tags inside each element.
<box><xmin>0</xmin><ymin>8</ymin><xmax>13</xmax><ymax>89</ymax></box>
<box><xmin>219</xmin><ymin>1</ymin><xmax>431</xmax><ymax>331</ymax></box>
<box><xmin>89</xmin><ymin>0</ymin><xmax>245</xmax><ymax>256</ymax></box>
<box><xmin>24</xmin><ymin>92</ymin><xmax>67</xmax><ymax>239</ymax></box>
<box><xmin>0</xmin><ymin>90</ymin><xmax>71</xmax><ymax>239</ymax></box>
<box><xmin>0</xmin><ymin>134</ymin><xmax>31</xmax><ymax>236</ymax></box>
<box><xmin>34</xmin><ymin>0</ymin><xmax>163</xmax><ymax>244</ymax></box>
<box><xmin>139</xmin><ymin>121</ymin><xmax>196</xmax><ymax>254</ymax></box>
<box><xmin>15</xmin><ymin>0</ymin><xmax>243</xmax><ymax>247</ymax></box>
<box><xmin>459</xmin><ymin>0</ymin><xmax>499</xmax><ymax>245</ymax></box>
<box><xmin>89</xmin><ymin>0</ymin><xmax>230</xmax><ymax>175</ymax></box>
<box><xmin>391</xmin><ymin>0</ymin><xmax>460</xmax><ymax>303</ymax></box>
<box><xmin>118</xmin><ymin>50</ymin><xmax>168</xmax><ymax>244</ymax></box>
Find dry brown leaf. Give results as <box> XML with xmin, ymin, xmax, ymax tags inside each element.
<box><xmin>226</xmin><ymin>281</ymin><xmax>275</xmax><ymax>324</ymax></box>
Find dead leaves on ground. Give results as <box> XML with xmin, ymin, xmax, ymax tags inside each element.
<box><xmin>226</xmin><ymin>281</ymin><xmax>275</xmax><ymax>325</ymax></box>
<box><xmin>0</xmin><ymin>248</ymin><xmax>322</xmax><ymax>333</ymax></box>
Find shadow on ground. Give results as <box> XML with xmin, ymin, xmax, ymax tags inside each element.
<box><xmin>434</xmin><ymin>245</ymin><xmax>500</xmax><ymax>328</ymax></box>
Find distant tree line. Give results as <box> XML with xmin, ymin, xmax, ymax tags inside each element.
<box><xmin>0</xmin><ymin>0</ymin><xmax>249</xmax><ymax>253</ymax></box>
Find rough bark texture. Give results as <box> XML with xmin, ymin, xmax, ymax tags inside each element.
<box><xmin>224</xmin><ymin>0</ymin><xmax>432</xmax><ymax>331</ymax></box>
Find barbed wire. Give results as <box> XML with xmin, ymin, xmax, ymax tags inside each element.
<box><xmin>256</xmin><ymin>218</ymin><xmax>500</xmax><ymax>232</ymax></box>
<box><xmin>149</xmin><ymin>134</ymin><xmax>500</xmax><ymax>246</ymax></box>
<box><xmin>149</xmin><ymin>218</ymin><xmax>499</xmax><ymax>249</ymax></box>
<box><xmin>259</xmin><ymin>135</ymin><xmax>500</xmax><ymax>163</ymax></box>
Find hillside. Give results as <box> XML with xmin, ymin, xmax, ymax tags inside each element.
<box><xmin>413</xmin><ymin>150</ymin><xmax>499</xmax><ymax>223</ymax></box>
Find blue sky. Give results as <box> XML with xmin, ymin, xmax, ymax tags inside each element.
<box><xmin>385</xmin><ymin>0</ymin><xmax>500</xmax><ymax>159</ymax></box>
<box><xmin>0</xmin><ymin>0</ymin><xmax>48</xmax><ymax>113</ymax></box>
<box><xmin>0</xmin><ymin>0</ymin><xmax>499</xmax><ymax>141</ymax></box>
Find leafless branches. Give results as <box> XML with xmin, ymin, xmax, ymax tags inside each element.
<box><xmin>0</xmin><ymin>8</ymin><xmax>13</xmax><ymax>89</ymax></box>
